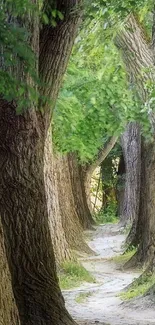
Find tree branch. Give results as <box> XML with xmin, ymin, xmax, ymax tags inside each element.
<box><xmin>86</xmin><ymin>135</ymin><xmax>118</xmax><ymax>177</ymax></box>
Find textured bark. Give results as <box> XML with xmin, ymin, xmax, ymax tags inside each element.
<box><xmin>120</xmin><ymin>122</ymin><xmax>141</xmax><ymax>225</ymax></box>
<box><xmin>56</xmin><ymin>154</ymin><xmax>92</xmax><ymax>253</ymax></box>
<box><xmin>0</xmin><ymin>219</ymin><xmax>20</xmax><ymax>325</ymax></box>
<box><xmin>0</xmin><ymin>101</ymin><xmax>77</xmax><ymax>325</ymax></box>
<box><xmin>125</xmin><ymin>140</ymin><xmax>155</xmax><ymax>268</ymax></box>
<box><xmin>68</xmin><ymin>154</ymin><xmax>94</xmax><ymax>229</ymax></box>
<box><xmin>44</xmin><ymin>132</ymin><xmax>71</xmax><ymax>264</ymax></box>
<box><xmin>115</xmin><ymin>14</ymin><xmax>155</xmax><ymax>267</ymax></box>
<box><xmin>0</xmin><ymin>1</ymin><xmax>82</xmax><ymax>323</ymax></box>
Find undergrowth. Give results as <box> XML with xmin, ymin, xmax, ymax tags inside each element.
<box><xmin>59</xmin><ymin>261</ymin><xmax>96</xmax><ymax>290</ymax></box>
<box><xmin>120</xmin><ymin>273</ymin><xmax>155</xmax><ymax>300</ymax></box>
<box><xmin>75</xmin><ymin>291</ymin><xmax>93</xmax><ymax>303</ymax></box>
<box><xmin>94</xmin><ymin>202</ymin><xmax>118</xmax><ymax>224</ymax></box>
<box><xmin>112</xmin><ymin>247</ymin><xmax>137</xmax><ymax>264</ymax></box>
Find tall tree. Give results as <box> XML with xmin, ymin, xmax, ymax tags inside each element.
<box><xmin>0</xmin><ymin>0</ymin><xmax>82</xmax><ymax>323</ymax></box>
<box><xmin>115</xmin><ymin>13</ymin><xmax>155</xmax><ymax>268</ymax></box>
<box><xmin>56</xmin><ymin>153</ymin><xmax>92</xmax><ymax>252</ymax></box>
<box><xmin>120</xmin><ymin>122</ymin><xmax>141</xmax><ymax>226</ymax></box>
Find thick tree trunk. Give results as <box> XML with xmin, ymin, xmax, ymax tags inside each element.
<box><xmin>56</xmin><ymin>154</ymin><xmax>92</xmax><ymax>254</ymax></box>
<box><xmin>44</xmin><ymin>132</ymin><xmax>71</xmax><ymax>264</ymax></box>
<box><xmin>68</xmin><ymin>154</ymin><xmax>94</xmax><ymax>229</ymax></box>
<box><xmin>0</xmin><ymin>101</ymin><xmax>76</xmax><ymax>325</ymax></box>
<box><xmin>0</xmin><ymin>1</ymin><xmax>82</xmax><ymax>323</ymax></box>
<box><xmin>120</xmin><ymin>122</ymin><xmax>141</xmax><ymax>226</ymax></box>
<box><xmin>0</xmin><ymin>218</ymin><xmax>20</xmax><ymax>325</ymax></box>
<box><xmin>126</xmin><ymin>140</ymin><xmax>155</xmax><ymax>268</ymax></box>
<box><xmin>115</xmin><ymin>14</ymin><xmax>155</xmax><ymax>267</ymax></box>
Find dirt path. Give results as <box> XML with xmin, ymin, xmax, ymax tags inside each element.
<box><xmin>62</xmin><ymin>224</ymin><xmax>155</xmax><ymax>325</ymax></box>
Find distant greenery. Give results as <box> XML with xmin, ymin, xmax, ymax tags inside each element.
<box><xmin>94</xmin><ymin>201</ymin><xmax>118</xmax><ymax>224</ymax></box>
<box><xmin>53</xmin><ymin>14</ymin><xmax>138</xmax><ymax>162</ymax></box>
<box><xmin>120</xmin><ymin>273</ymin><xmax>155</xmax><ymax>300</ymax></box>
<box><xmin>53</xmin><ymin>0</ymin><xmax>154</xmax><ymax>162</ymax></box>
<box><xmin>59</xmin><ymin>261</ymin><xmax>96</xmax><ymax>290</ymax></box>
<box><xmin>75</xmin><ymin>291</ymin><xmax>93</xmax><ymax>303</ymax></box>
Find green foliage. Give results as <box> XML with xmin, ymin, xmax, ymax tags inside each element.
<box><xmin>0</xmin><ymin>0</ymin><xmax>38</xmax><ymax>110</ymax></box>
<box><xmin>120</xmin><ymin>273</ymin><xmax>155</xmax><ymax>300</ymax></box>
<box><xmin>59</xmin><ymin>261</ymin><xmax>96</xmax><ymax>290</ymax></box>
<box><xmin>53</xmin><ymin>14</ymin><xmax>138</xmax><ymax>162</ymax></box>
<box><xmin>112</xmin><ymin>247</ymin><xmax>136</xmax><ymax>264</ymax></box>
<box><xmin>94</xmin><ymin>201</ymin><xmax>118</xmax><ymax>224</ymax></box>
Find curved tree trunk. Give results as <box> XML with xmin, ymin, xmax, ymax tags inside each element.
<box><xmin>56</xmin><ymin>154</ymin><xmax>92</xmax><ymax>254</ymax></box>
<box><xmin>0</xmin><ymin>101</ymin><xmax>77</xmax><ymax>325</ymax></box>
<box><xmin>0</xmin><ymin>219</ymin><xmax>20</xmax><ymax>325</ymax></box>
<box><xmin>0</xmin><ymin>1</ymin><xmax>82</xmax><ymax>323</ymax></box>
<box><xmin>115</xmin><ymin>14</ymin><xmax>155</xmax><ymax>268</ymax></box>
<box><xmin>120</xmin><ymin>122</ymin><xmax>141</xmax><ymax>226</ymax></box>
<box><xmin>84</xmin><ymin>136</ymin><xmax>118</xmax><ymax>217</ymax></box>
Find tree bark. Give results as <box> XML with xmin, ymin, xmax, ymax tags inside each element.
<box><xmin>120</xmin><ymin>122</ymin><xmax>141</xmax><ymax>226</ymax></box>
<box><xmin>0</xmin><ymin>218</ymin><xmax>20</xmax><ymax>325</ymax></box>
<box><xmin>115</xmin><ymin>14</ymin><xmax>155</xmax><ymax>267</ymax></box>
<box><xmin>0</xmin><ymin>1</ymin><xmax>82</xmax><ymax>323</ymax></box>
<box><xmin>125</xmin><ymin>139</ymin><xmax>155</xmax><ymax>268</ymax></box>
<box><xmin>68</xmin><ymin>153</ymin><xmax>95</xmax><ymax>229</ymax></box>
<box><xmin>0</xmin><ymin>101</ymin><xmax>77</xmax><ymax>325</ymax></box>
<box><xmin>56</xmin><ymin>154</ymin><xmax>92</xmax><ymax>254</ymax></box>
<box><xmin>44</xmin><ymin>132</ymin><xmax>71</xmax><ymax>264</ymax></box>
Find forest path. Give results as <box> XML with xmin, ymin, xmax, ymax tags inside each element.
<box><xmin>62</xmin><ymin>223</ymin><xmax>155</xmax><ymax>325</ymax></box>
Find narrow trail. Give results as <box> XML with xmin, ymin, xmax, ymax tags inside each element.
<box><xmin>62</xmin><ymin>224</ymin><xmax>155</xmax><ymax>325</ymax></box>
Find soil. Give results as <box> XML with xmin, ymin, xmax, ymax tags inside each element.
<box><xmin>62</xmin><ymin>224</ymin><xmax>155</xmax><ymax>325</ymax></box>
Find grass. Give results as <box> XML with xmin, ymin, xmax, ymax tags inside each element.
<box><xmin>93</xmin><ymin>202</ymin><xmax>118</xmax><ymax>225</ymax></box>
<box><xmin>94</xmin><ymin>211</ymin><xmax>118</xmax><ymax>225</ymax></box>
<box><xmin>75</xmin><ymin>291</ymin><xmax>93</xmax><ymax>303</ymax></box>
<box><xmin>112</xmin><ymin>247</ymin><xmax>137</xmax><ymax>264</ymax></box>
<box><xmin>59</xmin><ymin>261</ymin><xmax>96</xmax><ymax>290</ymax></box>
<box><xmin>120</xmin><ymin>273</ymin><xmax>155</xmax><ymax>300</ymax></box>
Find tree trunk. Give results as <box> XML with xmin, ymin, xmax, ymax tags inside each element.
<box><xmin>126</xmin><ymin>139</ymin><xmax>155</xmax><ymax>268</ymax></box>
<box><xmin>115</xmin><ymin>14</ymin><xmax>155</xmax><ymax>267</ymax></box>
<box><xmin>44</xmin><ymin>132</ymin><xmax>71</xmax><ymax>264</ymax></box>
<box><xmin>56</xmin><ymin>154</ymin><xmax>92</xmax><ymax>254</ymax></box>
<box><xmin>0</xmin><ymin>218</ymin><xmax>20</xmax><ymax>325</ymax></box>
<box><xmin>100</xmin><ymin>156</ymin><xmax>116</xmax><ymax>211</ymax></box>
<box><xmin>0</xmin><ymin>101</ymin><xmax>77</xmax><ymax>325</ymax></box>
<box><xmin>0</xmin><ymin>1</ymin><xmax>82</xmax><ymax>323</ymax></box>
<box><xmin>68</xmin><ymin>154</ymin><xmax>95</xmax><ymax>229</ymax></box>
<box><xmin>84</xmin><ymin>136</ymin><xmax>118</xmax><ymax>217</ymax></box>
<box><xmin>120</xmin><ymin>122</ymin><xmax>141</xmax><ymax>226</ymax></box>
<box><xmin>116</xmin><ymin>154</ymin><xmax>126</xmax><ymax>218</ymax></box>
